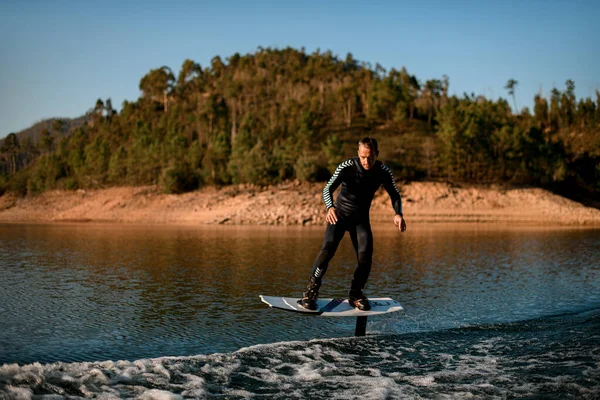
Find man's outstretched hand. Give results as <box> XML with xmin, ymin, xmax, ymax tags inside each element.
<box><xmin>394</xmin><ymin>214</ymin><xmax>407</xmax><ymax>232</ymax></box>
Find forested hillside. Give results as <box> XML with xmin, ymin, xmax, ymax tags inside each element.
<box><xmin>1</xmin><ymin>47</ymin><xmax>598</xmax><ymax>199</ymax></box>
<box><xmin>0</xmin><ymin>116</ymin><xmax>88</xmax><ymax>146</ymax></box>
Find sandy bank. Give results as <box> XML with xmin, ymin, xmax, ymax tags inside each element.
<box><xmin>1</xmin><ymin>181</ymin><xmax>599</xmax><ymax>226</ymax></box>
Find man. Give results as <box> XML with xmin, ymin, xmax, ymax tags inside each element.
<box><xmin>300</xmin><ymin>137</ymin><xmax>406</xmax><ymax>311</ymax></box>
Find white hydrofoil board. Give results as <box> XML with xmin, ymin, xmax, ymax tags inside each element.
<box><xmin>260</xmin><ymin>295</ymin><xmax>403</xmax><ymax>317</ymax></box>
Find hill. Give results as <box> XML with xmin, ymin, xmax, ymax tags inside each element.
<box><xmin>1</xmin><ymin>48</ymin><xmax>598</xmax><ymax>201</ymax></box>
<box><xmin>0</xmin><ymin>116</ymin><xmax>88</xmax><ymax>146</ymax></box>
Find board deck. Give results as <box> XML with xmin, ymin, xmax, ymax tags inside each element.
<box><xmin>260</xmin><ymin>295</ymin><xmax>403</xmax><ymax>317</ymax></box>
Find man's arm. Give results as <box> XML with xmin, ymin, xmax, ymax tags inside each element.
<box><xmin>380</xmin><ymin>164</ymin><xmax>403</xmax><ymax>215</ymax></box>
<box><xmin>322</xmin><ymin>160</ymin><xmax>351</xmax><ymax>209</ymax></box>
<box><xmin>322</xmin><ymin>160</ymin><xmax>352</xmax><ymax>224</ymax></box>
<box><xmin>381</xmin><ymin>164</ymin><xmax>406</xmax><ymax>232</ymax></box>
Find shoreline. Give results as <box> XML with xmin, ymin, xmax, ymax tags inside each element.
<box><xmin>1</xmin><ymin>181</ymin><xmax>600</xmax><ymax>227</ymax></box>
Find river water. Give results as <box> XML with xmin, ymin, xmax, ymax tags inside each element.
<box><xmin>0</xmin><ymin>223</ymin><xmax>599</xmax><ymax>399</ymax></box>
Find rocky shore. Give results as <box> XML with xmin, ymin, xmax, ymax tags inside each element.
<box><xmin>1</xmin><ymin>181</ymin><xmax>599</xmax><ymax>226</ymax></box>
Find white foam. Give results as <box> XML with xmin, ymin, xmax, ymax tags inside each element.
<box><xmin>137</xmin><ymin>389</ymin><xmax>182</xmax><ymax>400</ymax></box>
<box><xmin>95</xmin><ymin>394</ymin><xmax>121</xmax><ymax>400</ymax></box>
<box><xmin>1</xmin><ymin>356</ymin><xmax>213</xmax><ymax>399</ymax></box>
<box><xmin>221</xmin><ymin>389</ymin><xmax>254</xmax><ymax>399</ymax></box>
<box><xmin>294</xmin><ymin>363</ymin><xmax>322</xmax><ymax>382</ymax></box>
<box><xmin>4</xmin><ymin>386</ymin><xmax>33</xmax><ymax>400</ymax></box>
<box><xmin>1</xmin><ymin>325</ymin><xmax>598</xmax><ymax>399</ymax></box>
<box><xmin>404</xmin><ymin>375</ymin><xmax>435</xmax><ymax>387</ymax></box>
<box><xmin>241</xmin><ymin>366</ymin><xmax>280</xmax><ymax>384</ymax></box>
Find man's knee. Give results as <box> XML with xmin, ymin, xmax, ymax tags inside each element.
<box><xmin>357</xmin><ymin>251</ymin><xmax>372</xmax><ymax>267</ymax></box>
<box><xmin>312</xmin><ymin>241</ymin><xmax>338</xmax><ymax>280</ymax></box>
<box><xmin>314</xmin><ymin>241</ymin><xmax>337</xmax><ymax>267</ymax></box>
<box><xmin>321</xmin><ymin>241</ymin><xmax>338</xmax><ymax>255</ymax></box>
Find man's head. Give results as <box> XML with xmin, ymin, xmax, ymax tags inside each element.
<box><xmin>358</xmin><ymin>137</ymin><xmax>379</xmax><ymax>170</ymax></box>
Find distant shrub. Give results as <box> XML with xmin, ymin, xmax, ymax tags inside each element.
<box><xmin>7</xmin><ymin>170</ymin><xmax>29</xmax><ymax>196</ymax></box>
<box><xmin>159</xmin><ymin>164</ymin><xmax>199</xmax><ymax>194</ymax></box>
<box><xmin>0</xmin><ymin>175</ymin><xmax>7</xmax><ymax>196</ymax></box>
<box><xmin>294</xmin><ymin>152</ymin><xmax>330</xmax><ymax>182</ymax></box>
<box><xmin>61</xmin><ymin>177</ymin><xmax>79</xmax><ymax>191</ymax></box>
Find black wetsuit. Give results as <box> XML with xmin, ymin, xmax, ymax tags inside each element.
<box><xmin>311</xmin><ymin>157</ymin><xmax>402</xmax><ymax>292</ymax></box>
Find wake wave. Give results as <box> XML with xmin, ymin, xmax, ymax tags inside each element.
<box><xmin>2</xmin><ymin>309</ymin><xmax>599</xmax><ymax>399</ymax></box>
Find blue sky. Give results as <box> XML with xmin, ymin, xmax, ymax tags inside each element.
<box><xmin>1</xmin><ymin>0</ymin><xmax>598</xmax><ymax>138</ymax></box>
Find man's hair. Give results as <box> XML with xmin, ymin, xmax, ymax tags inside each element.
<box><xmin>358</xmin><ymin>137</ymin><xmax>378</xmax><ymax>153</ymax></box>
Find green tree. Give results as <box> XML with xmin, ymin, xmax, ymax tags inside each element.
<box><xmin>202</xmin><ymin>131</ymin><xmax>230</xmax><ymax>184</ymax></box>
<box><xmin>139</xmin><ymin>66</ymin><xmax>175</xmax><ymax>112</ymax></box>
<box><xmin>560</xmin><ymin>79</ymin><xmax>576</xmax><ymax>127</ymax></box>
<box><xmin>52</xmin><ymin>119</ymin><xmax>64</xmax><ymax>133</ymax></box>
<box><xmin>107</xmin><ymin>146</ymin><xmax>128</xmax><ymax>184</ymax></box>
<box><xmin>39</xmin><ymin>128</ymin><xmax>54</xmax><ymax>153</ymax></box>
<box><xmin>549</xmin><ymin>88</ymin><xmax>561</xmax><ymax>129</ymax></box>
<box><xmin>82</xmin><ymin>135</ymin><xmax>111</xmax><ymax>184</ymax></box>
<box><xmin>419</xmin><ymin>79</ymin><xmax>443</xmax><ymax>129</ymax></box>
<box><xmin>505</xmin><ymin>79</ymin><xmax>519</xmax><ymax>114</ymax></box>
<box><xmin>1</xmin><ymin>133</ymin><xmax>20</xmax><ymax>174</ymax></box>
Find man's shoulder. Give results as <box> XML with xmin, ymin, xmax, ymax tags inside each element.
<box><xmin>376</xmin><ymin>161</ymin><xmax>395</xmax><ymax>177</ymax></box>
<box><xmin>375</xmin><ymin>160</ymin><xmax>387</xmax><ymax>171</ymax></box>
<box><xmin>336</xmin><ymin>158</ymin><xmax>357</xmax><ymax>170</ymax></box>
<box><xmin>329</xmin><ymin>158</ymin><xmax>357</xmax><ymax>181</ymax></box>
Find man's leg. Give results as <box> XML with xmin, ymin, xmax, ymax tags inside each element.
<box><xmin>311</xmin><ymin>221</ymin><xmax>346</xmax><ymax>281</ymax></box>
<box><xmin>301</xmin><ymin>221</ymin><xmax>346</xmax><ymax>310</ymax></box>
<box><xmin>348</xmin><ymin>220</ymin><xmax>373</xmax><ymax>310</ymax></box>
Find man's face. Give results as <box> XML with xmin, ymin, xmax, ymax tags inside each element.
<box><xmin>358</xmin><ymin>144</ymin><xmax>377</xmax><ymax>170</ymax></box>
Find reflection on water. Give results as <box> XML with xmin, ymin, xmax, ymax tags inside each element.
<box><xmin>1</xmin><ymin>223</ymin><xmax>599</xmax><ymax>365</ymax></box>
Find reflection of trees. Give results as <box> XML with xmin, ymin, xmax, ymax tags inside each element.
<box><xmin>32</xmin><ymin>226</ymin><xmax>319</xmax><ymax>330</ymax></box>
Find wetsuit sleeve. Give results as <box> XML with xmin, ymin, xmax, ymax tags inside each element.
<box><xmin>322</xmin><ymin>160</ymin><xmax>351</xmax><ymax>210</ymax></box>
<box><xmin>381</xmin><ymin>164</ymin><xmax>403</xmax><ymax>215</ymax></box>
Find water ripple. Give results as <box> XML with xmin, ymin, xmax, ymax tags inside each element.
<box><xmin>1</xmin><ymin>224</ymin><xmax>599</xmax><ymax>366</ymax></box>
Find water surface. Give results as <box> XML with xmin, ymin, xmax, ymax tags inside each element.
<box><xmin>1</xmin><ymin>223</ymin><xmax>599</xmax><ymax>398</ymax></box>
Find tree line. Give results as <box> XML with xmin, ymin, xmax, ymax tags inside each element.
<box><xmin>1</xmin><ymin>47</ymin><xmax>598</xmax><ymax>199</ymax></box>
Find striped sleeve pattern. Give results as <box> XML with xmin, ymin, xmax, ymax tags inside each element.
<box><xmin>322</xmin><ymin>159</ymin><xmax>353</xmax><ymax>209</ymax></box>
<box><xmin>381</xmin><ymin>164</ymin><xmax>403</xmax><ymax>215</ymax></box>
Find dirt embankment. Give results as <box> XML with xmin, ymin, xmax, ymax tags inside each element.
<box><xmin>1</xmin><ymin>181</ymin><xmax>599</xmax><ymax>226</ymax></box>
